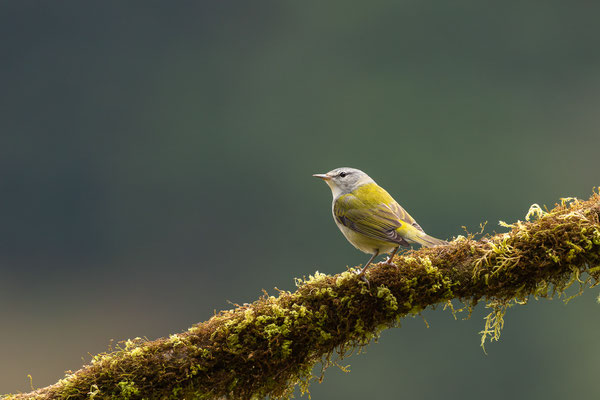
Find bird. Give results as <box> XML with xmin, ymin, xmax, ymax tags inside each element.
<box><xmin>313</xmin><ymin>167</ymin><xmax>447</xmax><ymax>276</ymax></box>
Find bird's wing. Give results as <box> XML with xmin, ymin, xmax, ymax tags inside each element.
<box><xmin>334</xmin><ymin>193</ymin><xmax>411</xmax><ymax>245</ymax></box>
<box><xmin>388</xmin><ymin>199</ymin><xmax>424</xmax><ymax>232</ymax></box>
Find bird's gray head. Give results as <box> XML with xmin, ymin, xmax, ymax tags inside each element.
<box><xmin>313</xmin><ymin>167</ymin><xmax>375</xmax><ymax>198</ymax></box>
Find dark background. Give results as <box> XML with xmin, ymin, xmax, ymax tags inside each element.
<box><xmin>2</xmin><ymin>1</ymin><xmax>599</xmax><ymax>397</ymax></box>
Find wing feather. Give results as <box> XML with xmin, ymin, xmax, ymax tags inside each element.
<box><xmin>388</xmin><ymin>200</ymin><xmax>424</xmax><ymax>232</ymax></box>
<box><xmin>334</xmin><ymin>193</ymin><xmax>411</xmax><ymax>245</ymax></box>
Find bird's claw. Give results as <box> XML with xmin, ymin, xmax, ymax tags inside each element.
<box><xmin>353</xmin><ymin>268</ymin><xmax>371</xmax><ymax>288</ymax></box>
<box><xmin>358</xmin><ymin>273</ymin><xmax>370</xmax><ymax>289</ymax></box>
<box><xmin>381</xmin><ymin>257</ymin><xmax>400</xmax><ymax>271</ymax></box>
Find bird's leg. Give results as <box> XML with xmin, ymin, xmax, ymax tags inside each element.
<box><xmin>358</xmin><ymin>250</ymin><xmax>379</xmax><ymax>278</ymax></box>
<box><xmin>383</xmin><ymin>246</ymin><xmax>400</xmax><ymax>270</ymax></box>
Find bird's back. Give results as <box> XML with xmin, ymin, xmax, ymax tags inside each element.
<box><xmin>350</xmin><ymin>183</ymin><xmax>423</xmax><ymax>231</ymax></box>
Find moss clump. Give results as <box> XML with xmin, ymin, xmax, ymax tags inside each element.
<box><xmin>4</xmin><ymin>192</ymin><xmax>600</xmax><ymax>400</ymax></box>
<box><xmin>116</xmin><ymin>381</ymin><xmax>139</xmax><ymax>399</ymax></box>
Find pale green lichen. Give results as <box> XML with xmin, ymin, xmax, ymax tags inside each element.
<box><xmin>479</xmin><ymin>301</ymin><xmax>509</xmax><ymax>353</ymax></box>
<box><xmin>525</xmin><ymin>203</ymin><xmax>547</xmax><ymax>221</ymax></box>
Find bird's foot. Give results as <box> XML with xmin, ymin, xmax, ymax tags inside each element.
<box><xmin>354</xmin><ymin>267</ymin><xmax>371</xmax><ymax>288</ymax></box>
<box><xmin>381</xmin><ymin>256</ymin><xmax>400</xmax><ymax>271</ymax></box>
<box><xmin>358</xmin><ymin>272</ymin><xmax>370</xmax><ymax>289</ymax></box>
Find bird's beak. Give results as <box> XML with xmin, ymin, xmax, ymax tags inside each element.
<box><xmin>312</xmin><ymin>173</ymin><xmax>331</xmax><ymax>181</ymax></box>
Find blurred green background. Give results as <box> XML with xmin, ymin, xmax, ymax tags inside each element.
<box><xmin>2</xmin><ymin>1</ymin><xmax>599</xmax><ymax>398</ymax></box>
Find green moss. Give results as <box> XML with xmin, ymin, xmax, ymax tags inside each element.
<box><xmin>376</xmin><ymin>286</ymin><xmax>398</xmax><ymax>312</ymax></box>
<box><xmin>116</xmin><ymin>380</ymin><xmax>139</xmax><ymax>399</ymax></box>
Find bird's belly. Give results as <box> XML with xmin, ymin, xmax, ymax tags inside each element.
<box><xmin>335</xmin><ymin>221</ymin><xmax>397</xmax><ymax>255</ymax></box>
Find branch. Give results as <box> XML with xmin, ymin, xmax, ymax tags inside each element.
<box><xmin>5</xmin><ymin>192</ymin><xmax>600</xmax><ymax>400</ymax></box>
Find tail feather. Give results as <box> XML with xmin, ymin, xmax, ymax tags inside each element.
<box><xmin>407</xmin><ymin>229</ymin><xmax>448</xmax><ymax>247</ymax></box>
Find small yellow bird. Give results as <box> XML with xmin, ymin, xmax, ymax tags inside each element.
<box><xmin>313</xmin><ymin>167</ymin><xmax>447</xmax><ymax>276</ymax></box>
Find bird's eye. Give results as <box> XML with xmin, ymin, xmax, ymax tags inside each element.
<box><xmin>339</xmin><ymin>172</ymin><xmax>347</xmax><ymax>178</ymax></box>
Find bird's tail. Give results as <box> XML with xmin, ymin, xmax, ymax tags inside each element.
<box><xmin>405</xmin><ymin>228</ymin><xmax>448</xmax><ymax>248</ymax></box>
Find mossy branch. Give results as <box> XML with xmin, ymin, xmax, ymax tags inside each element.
<box><xmin>5</xmin><ymin>193</ymin><xmax>600</xmax><ymax>400</ymax></box>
